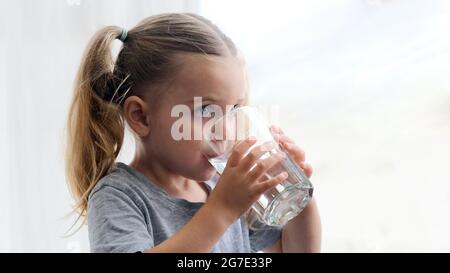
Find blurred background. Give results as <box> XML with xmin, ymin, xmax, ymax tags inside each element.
<box><xmin>0</xmin><ymin>0</ymin><xmax>449</xmax><ymax>252</ymax></box>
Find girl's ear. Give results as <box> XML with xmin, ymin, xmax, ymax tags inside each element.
<box><xmin>123</xmin><ymin>95</ymin><xmax>151</xmax><ymax>137</ymax></box>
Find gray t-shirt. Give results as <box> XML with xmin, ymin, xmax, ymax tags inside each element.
<box><xmin>87</xmin><ymin>162</ymin><xmax>281</xmax><ymax>253</ymax></box>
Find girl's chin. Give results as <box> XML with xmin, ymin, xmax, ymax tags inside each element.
<box><xmin>184</xmin><ymin>155</ymin><xmax>217</xmax><ymax>182</ymax></box>
<box><xmin>198</xmin><ymin>158</ymin><xmax>217</xmax><ymax>181</ymax></box>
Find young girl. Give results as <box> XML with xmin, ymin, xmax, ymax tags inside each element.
<box><xmin>66</xmin><ymin>13</ymin><xmax>321</xmax><ymax>253</ymax></box>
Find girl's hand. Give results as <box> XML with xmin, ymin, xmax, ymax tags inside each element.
<box><xmin>207</xmin><ymin>138</ymin><xmax>289</xmax><ymax>224</ymax></box>
<box><xmin>267</xmin><ymin>126</ymin><xmax>321</xmax><ymax>253</ymax></box>
<box><xmin>270</xmin><ymin>125</ymin><xmax>313</xmax><ymax>178</ymax></box>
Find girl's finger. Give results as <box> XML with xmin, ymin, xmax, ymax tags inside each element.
<box><xmin>246</xmin><ymin>152</ymin><xmax>286</xmax><ymax>182</ymax></box>
<box><xmin>299</xmin><ymin>162</ymin><xmax>313</xmax><ymax>178</ymax></box>
<box><xmin>252</xmin><ymin>171</ymin><xmax>288</xmax><ymax>195</ymax></box>
<box><xmin>283</xmin><ymin>142</ymin><xmax>306</xmax><ymax>163</ymax></box>
<box><xmin>269</xmin><ymin>125</ymin><xmax>285</xmax><ymax>135</ymax></box>
<box><xmin>238</xmin><ymin>141</ymin><xmax>277</xmax><ymax>171</ymax></box>
<box><xmin>269</xmin><ymin>128</ymin><xmax>287</xmax><ymax>143</ymax></box>
<box><xmin>273</xmin><ymin>133</ymin><xmax>295</xmax><ymax>146</ymax></box>
<box><xmin>227</xmin><ymin>137</ymin><xmax>257</xmax><ymax>167</ymax></box>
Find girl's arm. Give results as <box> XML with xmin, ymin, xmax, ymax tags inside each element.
<box><xmin>145</xmin><ymin>201</ymin><xmax>235</xmax><ymax>253</ymax></box>
<box><xmin>263</xmin><ymin>199</ymin><xmax>321</xmax><ymax>253</ymax></box>
<box><xmin>280</xmin><ymin>198</ymin><xmax>321</xmax><ymax>252</ymax></box>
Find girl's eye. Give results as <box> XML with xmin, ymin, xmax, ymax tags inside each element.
<box><xmin>195</xmin><ymin>104</ymin><xmax>213</xmax><ymax>117</ymax></box>
<box><xmin>229</xmin><ymin>104</ymin><xmax>240</xmax><ymax>113</ymax></box>
<box><xmin>195</xmin><ymin>104</ymin><xmax>239</xmax><ymax>117</ymax></box>
<box><xmin>203</xmin><ymin>104</ymin><xmax>212</xmax><ymax>115</ymax></box>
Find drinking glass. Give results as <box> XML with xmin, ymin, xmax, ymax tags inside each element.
<box><xmin>202</xmin><ymin>106</ymin><xmax>313</xmax><ymax>228</ymax></box>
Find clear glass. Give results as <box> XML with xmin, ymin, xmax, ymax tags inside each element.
<box><xmin>202</xmin><ymin>106</ymin><xmax>314</xmax><ymax>229</ymax></box>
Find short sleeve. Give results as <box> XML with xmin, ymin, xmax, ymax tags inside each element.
<box><xmin>87</xmin><ymin>185</ymin><xmax>153</xmax><ymax>253</ymax></box>
<box><xmin>248</xmin><ymin>224</ymin><xmax>282</xmax><ymax>252</ymax></box>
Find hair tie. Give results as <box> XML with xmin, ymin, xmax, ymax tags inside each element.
<box><xmin>119</xmin><ymin>28</ymin><xmax>128</xmax><ymax>42</ymax></box>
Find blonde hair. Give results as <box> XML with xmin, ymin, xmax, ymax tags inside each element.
<box><xmin>65</xmin><ymin>13</ymin><xmax>237</xmax><ymax>229</ymax></box>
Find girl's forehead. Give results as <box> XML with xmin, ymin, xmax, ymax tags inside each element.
<box><xmin>167</xmin><ymin>54</ymin><xmax>248</xmax><ymax>104</ymax></box>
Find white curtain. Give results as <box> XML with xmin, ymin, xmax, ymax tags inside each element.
<box><xmin>2</xmin><ymin>0</ymin><xmax>450</xmax><ymax>253</ymax></box>
<box><xmin>0</xmin><ymin>0</ymin><xmax>200</xmax><ymax>252</ymax></box>
<box><xmin>202</xmin><ymin>0</ymin><xmax>450</xmax><ymax>252</ymax></box>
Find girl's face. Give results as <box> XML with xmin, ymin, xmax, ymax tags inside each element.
<box><xmin>145</xmin><ymin>55</ymin><xmax>248</xmax><ymax>181</ymax></box>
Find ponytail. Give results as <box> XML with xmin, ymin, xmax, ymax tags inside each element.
<box><xmin>65</xmin><ymin>26</ymin><xmax>126</xmax><ymax>225</ymax></box>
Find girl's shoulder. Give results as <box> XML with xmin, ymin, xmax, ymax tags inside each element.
<box><xmin>88</xmin><ymin>162</ymin><xmax>149</xmax><ymax>201</ymax></box>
